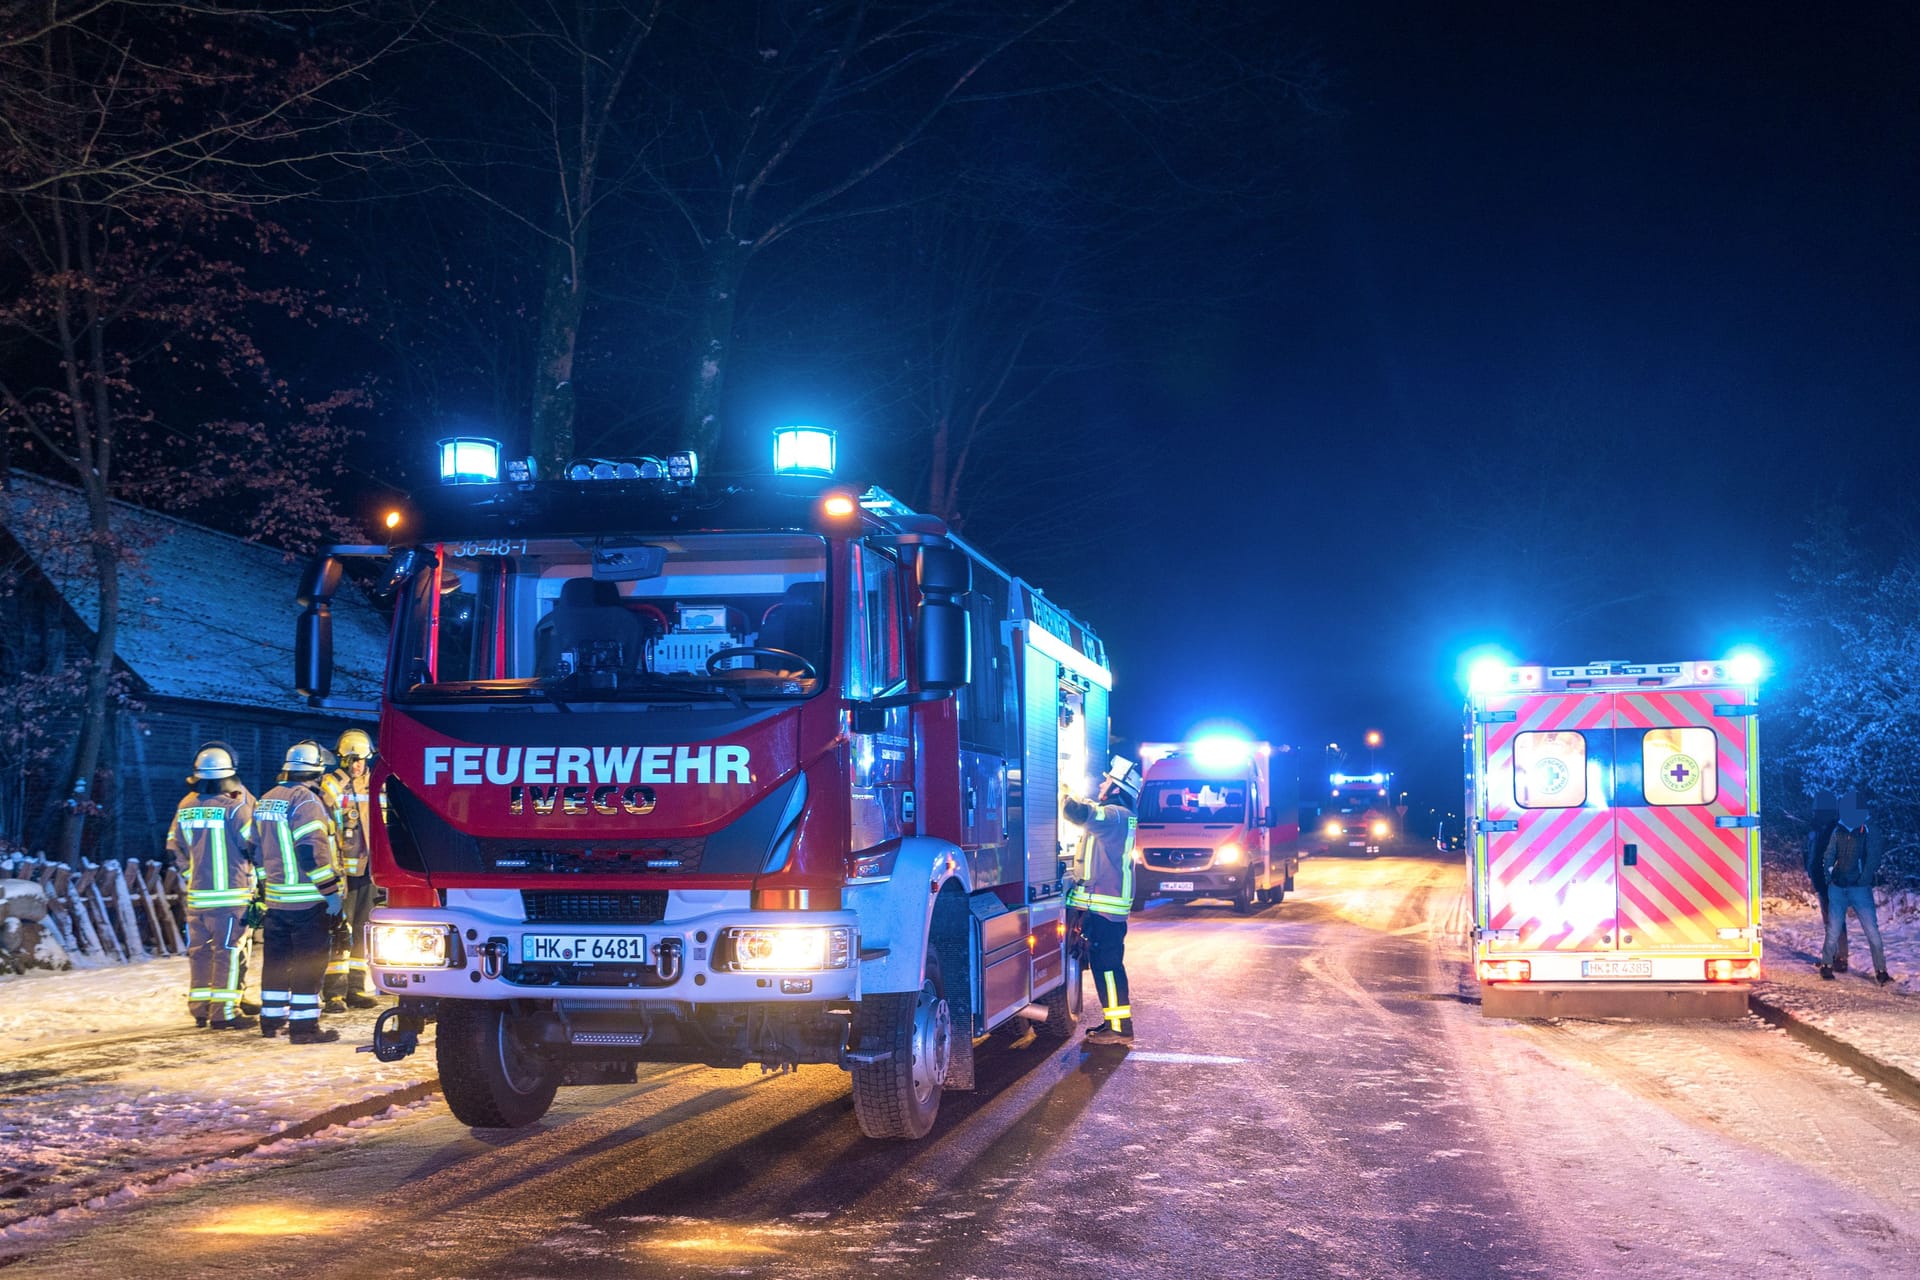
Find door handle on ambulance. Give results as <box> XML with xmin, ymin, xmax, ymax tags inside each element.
<box><xmin>1621</xmin><ymin>843</ymin><xmax>1638</xmax><ymax>867</ymax></box>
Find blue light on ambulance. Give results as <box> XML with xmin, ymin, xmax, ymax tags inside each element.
<box><xmin>1191</xmin><ymin>735</ymin><xmax>1253</xmax><ymax>770</ymax></box>
<box><xmin>1726</xmin><ymin>648</ymin><xmax>1767</xmax><ymax>685</ymax></box>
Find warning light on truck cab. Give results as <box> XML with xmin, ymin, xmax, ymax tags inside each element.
<box><xmin>438</xmin><ymin>436</ymin><xmax>501</xmax><ymax>485</ymax></box>
<box><xmin>1190</xmin><ymin>735</ymin><xmax>1253</xmax><ymax>770</ymax></box>
<box><xmin>773</xmin><ymin>425</ymin><xmax>837</xmax><ymax>476</ymax></box>
<box><xmin>1726</xmin><ymin>649</ymin><xmax>1767</xmax><ymax>685</ymax></box>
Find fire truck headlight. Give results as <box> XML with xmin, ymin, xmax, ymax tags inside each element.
<box><xmin>718</xmin><ymin>925</ymin><xmax>853</xmax><ymax>972</ymax></box>
<box><xmin>1370</xmin><ymin>820</ymin><xmax>1390</xmax><ymax>838</ymax></box>
<box><xmin>1323</xmin><ymin>820</ymin><xmax>1342</xmax><ymax>839</ymax></box>
<box><xmin>368</xmin><ymin>924</ymin><xmax>455</xmax><ymax>969</ymax></box>
<box><xmin>1214</xmin><ymin>842</ymin><xmax>1245</xmax><ymax>866</ymax></box>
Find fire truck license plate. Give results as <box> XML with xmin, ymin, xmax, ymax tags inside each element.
<box><xmin>521</xmin><ymin>934</ymin><xmax>648</xmax><ymax>964</ymax></box>
<box><xmin>1159</xmin><ymin>881</ymin><xmax>1194</xmax><ymax>892</ymax></box>
<box><xmin>1582</xmin><ymin>959</ymin><xmax>1653</xmax><ymax>977</ymax></box>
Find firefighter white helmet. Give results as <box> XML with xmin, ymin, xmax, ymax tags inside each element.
<box><xmin>337</xmin><ymin>729</ymin><xmax>374</xmax><ymax>761</ymax></box>
<box><xmin>282</xmin><ymin>740</ymin><xmax>328</xmax><ymax>777</ymax></box>
<box><xmin>1100</xmin><ymin>754</ymin><xmax>1143</xmax><ymax>805</ymax></box>
<box><xmin>192</xmin><ymin>744</ymin><xmax>237</xmax><ymax>781</ymax></box>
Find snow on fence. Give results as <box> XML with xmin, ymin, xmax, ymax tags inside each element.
<box><xmin>0</xmin><ymin>853</ymin><xmax>188</xmax><ymax>972</ymax></box>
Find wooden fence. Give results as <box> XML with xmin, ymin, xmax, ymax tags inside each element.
<box><xmin>1</xmin><ymin>853</ymin><xmax>188</xmax><ymax>966</ymax></box>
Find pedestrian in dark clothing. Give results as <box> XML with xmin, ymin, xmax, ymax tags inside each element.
<box><xmin>1805</xmin><ymin>792</ymin><xmax>1849</xmax><ymax>973</ymax></box>
<box><xmin>1819</xmin><ymin>794</ymin><xmax>1889</xmax><ymax>984</ymax></box>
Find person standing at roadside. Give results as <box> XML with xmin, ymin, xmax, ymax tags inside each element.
<box><xmin>321</xmin><ymin>729</ymin><xmax>380</xmax><ymax>1011</ymax></box>
<box><xmin>1805</xmin><ymin>791</ymin><xmax>1850</xmax><ymax>973</ymax></box>
<box><xmin>254</xmin><ymin>741</ymin><xmax>345</xmax><ymax>1043</ymax></box>
<box><xmin>1819</xmin><ymin>792</ymin><xmax>1890</xmax><ymax>985</ymax></box>
<box><xmin>167</xmin><ymin>743</ymin><xmax>259</xmax><ymax>1030</ymax></box>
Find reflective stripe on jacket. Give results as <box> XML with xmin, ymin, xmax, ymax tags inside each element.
<box><xmin>321</xmin><ymin>768</ymin><xmax>373</xmax><ymax>877</ymax></box>
<box><xmin>167</xmin><ymin>789</ymin><xmax>258</xmax><ymax>909</ymax></box>
<box><xmin>254</xmin><ymin>782</ymin><xmax>340</xmax><ymax>907</ymax></box>
<box><xmin>1065</xmin><ymin>800</ymin><xmax>1136</xmax><ymax>921</ymax></box>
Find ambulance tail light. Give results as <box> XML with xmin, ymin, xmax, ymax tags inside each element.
<box><xmin>1477</xmin><ymin>959</ymin><xmax>1531</xmax><ymax>983</ymax></box>
<box><xmin>1706</xmin><ymin>958</ymin><xmax>1759</xmax><ymax>982</ymax></box>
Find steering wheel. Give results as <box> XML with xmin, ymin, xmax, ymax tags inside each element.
<box><xmin>705</xmin><ymin>646</ymin><xmax>819</xmax><ymax>680</ymax></box>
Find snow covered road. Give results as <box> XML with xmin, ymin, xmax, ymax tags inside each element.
<box><xmin>3</xmin><ymin>852</ymin><xmax>1917</xmax><ymax>1277</ymax></box>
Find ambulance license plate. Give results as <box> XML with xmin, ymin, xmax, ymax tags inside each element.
<box><xmin>1583</xmin><ymin>959</ymin><xmax>1652</xmax><ymax>977</ymax></box>
<box><xmin>1158</xmin><ymin>880</ymin><xmax>1194</xmax><ymax>892</ymax></box>
<box><xmin>521</xmin><ymin>933</ymin><xmax>648</xmax><ymax>964</ymax></box>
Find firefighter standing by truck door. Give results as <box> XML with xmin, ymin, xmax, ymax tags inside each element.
<box><xmin>1065</xmin><ymin>756</ymin><xmax>1142</xmax><ymax>1047</ymax></box>
<box><xmin>254</xmin><ymin>741</ymin><xmax>344</xmax><ymax>1043</ymax></box>
<box><xmin>167</xmin><ymin>743</ymin><xmax>259</xmax><ymax>1030</ymax></box>
<box><xmin>321</xmin><ymin>729</ymin><xmax>380</xmax><ymax>1011</ymax></box>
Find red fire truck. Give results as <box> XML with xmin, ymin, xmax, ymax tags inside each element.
<box><xmin>1465</xmin><ymin>656</ymin><xmax>1764</xmax><ymax>1019</ymax></box>
<box><xmin>292</xmin><ymin>430</ymin><xmax>1112</xmax><ymax>1139</ymax></box>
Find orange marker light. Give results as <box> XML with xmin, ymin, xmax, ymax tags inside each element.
<box><xmin>822</xmin><ymin>495</ymin><xmax>856</xmax><ymax>518</ymax></box>
<box><xmin>384</xmin><ymin>510</ymin><xmax>402</xmax><ymax>530</ymax></box>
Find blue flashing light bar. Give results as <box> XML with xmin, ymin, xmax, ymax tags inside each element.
<box><xmin>438</xmin><ymin>436</ymin><xmax>501</xmax><ymax>485</ymax></box>
<box><xmin>1190</xmin><ymin>735</ymin><xmax>1253</xmax><ymax>770</ymax></box>
<box><xmin>774</xmin><ymin>426</ymin><xmax>837</xmax><ymax>477</ymax></box>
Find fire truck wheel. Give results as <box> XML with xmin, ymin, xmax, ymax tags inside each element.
<box><xmin>436</xmin><ymin>1000</ymin><xmax>560</xmax><ymax>1130</ymax></box>
<box><xmin>1036</xmin><ymin>945</ymin><xmax>1084</xmax><ymax>1038</ymax></box>
<box><xmin>850</xmin><ymin>961</ymin><xmax>951</xmax><ymax>1141</ymax></box>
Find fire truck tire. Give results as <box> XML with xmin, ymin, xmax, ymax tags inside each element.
<box><xmin>436</xmin><ymin>1000</ymin><xmax>560</xmax><ymax>1130</ymax></box>
<box><xmin>1036</xmin><ymin>946</ymin><xmax>1084</xmax><ymax>1038</ymax></box>
<box><xmin>850</xmin><ymin>960</ymin><xmax>950</xmax><ymax>1141</ymax></box>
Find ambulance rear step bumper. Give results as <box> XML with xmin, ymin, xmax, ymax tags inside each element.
<box><xmin>1481</xmin><ymin>981</ymin><xmax>1749</xmax><ymax>1021</ymax></box>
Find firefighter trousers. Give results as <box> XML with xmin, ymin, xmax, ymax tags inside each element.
<box><xmin>1083</xmin><ymin>912</ymin><xmax>1133</xmax><ymax>1036</ymax></box>
<box><xmin>186</xmin><ymin>908</ymin><xmax>248</xmax><ymax>1024</ymax></box>
<box><xmin>261</xmin><ymin>904</ymin><xmax>331</xmax><ymax>1035</ymax></box>
<box><xmin>324</xmin><ymin>875</ymin><xmax>374</xmax><ymax>997</ymax></box>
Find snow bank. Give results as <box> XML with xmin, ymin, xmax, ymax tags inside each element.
<box><xmin>1756</xmin><ymin>892</ymin><xmax>1920</xmax><ymax>1083</ymax></box>
<box><xmin>0</xmin><ymin>956</ymin><xmax>188</xmax><ymax>1050</ymax></box>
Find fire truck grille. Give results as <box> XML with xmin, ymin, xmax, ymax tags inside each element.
<box><xmin>521</xmin><ymin>891</ymin><xmax>670</xmax><ymax>925</ymax></box>
<box><xmin>1143</xmin><ymin>848</ymin><xmax>1213</xmax><ymax>870</ymax></box>
<box><xmin>483</xmin><ymin>838</ymin><xmax>708</xmax><ymax>875</ymax></box>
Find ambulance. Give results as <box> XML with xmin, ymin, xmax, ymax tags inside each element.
<box><xmin>1133</xmin><ymin>739</ymin><xmax>1297</xmax><ymax>914</ymax></box>
<box><xmin>1465</xmin><ymin>656</ymin><xmax>1764</xmax><ymax>1018</ymax></box>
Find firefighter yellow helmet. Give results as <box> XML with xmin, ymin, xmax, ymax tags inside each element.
<box><xmin>337</xmin><ymin>729</ymin><xmax>374</xmax><ymax>762</ymax></box>
<box><xmin>282</xmin><ymin>740</ymin><xmax>328</xmax><ymax>777</ymax></box>
<box><xmin>192</xmin><ymin>743</ymin><xmax>237</xmax><ymax>781</ymax></box>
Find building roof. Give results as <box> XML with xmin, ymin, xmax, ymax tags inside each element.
<box><xmin>0</xmin><ymin>471</ymin><xmax>388</xmax><ymax>712</ymax></box>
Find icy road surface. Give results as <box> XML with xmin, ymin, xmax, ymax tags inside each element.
<box><xmin>4</xmin><ymin>851</ymin><xmax>1918</xmax><ymax>1278</ymax></box>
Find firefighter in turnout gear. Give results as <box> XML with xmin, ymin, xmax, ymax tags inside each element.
<box><xmin>321</xmin><ymin>729</ymin><xmax>380</xmax><ymax>1011</ymax></box>
<box><xmin>255</xmin><ymin>741</ymin><xmax>344</xmax><ymax>1043</ymax></box>
<box><xmin>1065</xmin><ymin>755</ymin><xmax>1141</xmax><ymax>1047</ymax></box>
<box><xmin>167</xmin><ymin>743</ymin><xmax>260</xmax><ymax>1030</ymax></box>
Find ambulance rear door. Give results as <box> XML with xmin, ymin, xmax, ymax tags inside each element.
<box><xmin>1610</xmin><ymin>685</ymin><xmax>1758</xmax><ymax>953</ymax></box>
<box><xmin>1476</xmin><ymin>689</ymin><xmax>1618</xmax><ymax>955</ymax></box>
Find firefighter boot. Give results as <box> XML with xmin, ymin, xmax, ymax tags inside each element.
<box><xmin>289</xmin><ymin>1025</ymin><xmax>341</xmax><ymax>1045</ymax></box>
<box><xmin>209</xmin><ymin>1016</ymin><xmax>259</xmax><ymax>1031</ymax></box>
<box><xmin>345</xmin><ymin>993</ymin><xmax>380</xmax><ymax>1010</ymax></box>
<box><xmin>324</xmin><ymin>996</ymin><xmax>348</xmax><ymax>1014</ymax></box>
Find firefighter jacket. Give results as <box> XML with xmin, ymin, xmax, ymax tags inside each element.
<box><xmin>254</xmin><ymin>781</ymin><xmax>341</xmax><ymax>908</ymax></box>
<box><xmin>321</xmin><ymin>767</ymin><xmax>373</xmax><ymax>878</ymax></box>
<box><xmin>166</xmin><ymin>788</ymin><xmax>259</xmax><ymax>910</ymax></box>
<box><xmin>1064</xmin><ymin>796</ymin><xmax>1137</xmax><ymax>922</ymax></box>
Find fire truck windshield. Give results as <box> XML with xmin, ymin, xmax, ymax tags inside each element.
<box><xmin>1141</xmin><ymin>780</ymin><xmax>1248</xmax><ymax>825</ymax></box>
<box><xmin>390</xmin><ymin>533</ymin><xmax>829</xmax><ymax>702</ymax></box>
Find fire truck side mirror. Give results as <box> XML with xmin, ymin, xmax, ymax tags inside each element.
<box><xmin>916</xmin><ymin>545</ymin><xmax>972</xmax><ymax>693</ymax></box>
<box><xmin>295</xmin><ymin>603</ymin><xmax>334</xmax><ymax>700</ymax></box>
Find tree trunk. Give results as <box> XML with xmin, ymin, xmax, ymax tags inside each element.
<box><xmin>528</xmin><ymin>218</ymin><xmax>588</xmax><ymax>479</ymax></box>
<box><xmin>56</xmin><ymin>488</ymin><xmax>119</xmax><ymax>865</ymax></box>
<box><xmin>685</xmin><ymin>249</ymin><xmax>743</xmax><ymax>461</ymax></box>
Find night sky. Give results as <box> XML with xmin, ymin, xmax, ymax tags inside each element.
<box><xmin>1082</xmin><ymin>2</ymin><xmax>1919</xmax><ymax>818</ymax></box>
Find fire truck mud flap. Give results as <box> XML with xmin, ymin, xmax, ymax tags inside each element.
<box><xmin>1481</xmin><ymin>982</ymin><xmax>1750</xmax><ymax>1021</ymax></box>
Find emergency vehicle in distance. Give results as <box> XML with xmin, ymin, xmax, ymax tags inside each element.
<box><xmin>1133</xmin><ymin>738</ymin><xmax>1298</xmax><ymax>913</ymax></box>
<box><xmin>291</xmin><ymin>427</ymin><xmax>1114</xmax><ymax>1140</ymax></box>
<box><xmin>1465</xmin><ymin>655</ymin><xmax>1764</xmax><ymax>1019</ymax></box>
<box><xmin>1315</xmin><ymin>770</ymin><xmax>1397</xmax><ymax>855</ymax></box>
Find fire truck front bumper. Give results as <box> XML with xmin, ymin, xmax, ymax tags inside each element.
<box><xmin>365</xmin><ymin>891</ymin><xmax>862</xmax><ymax>1005</ymax></box>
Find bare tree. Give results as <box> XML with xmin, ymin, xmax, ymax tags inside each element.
<box><xmin>0</xmin><ymin>1</ymin><xmax>384</xmax><ymax>860</ymax></box>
